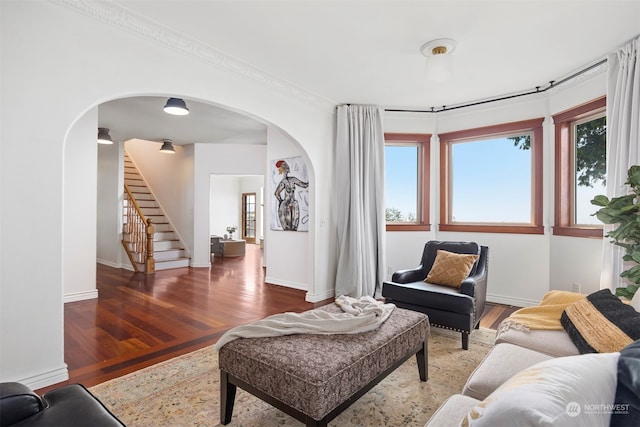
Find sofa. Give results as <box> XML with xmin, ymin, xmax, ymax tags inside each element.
<box><xmin>426</xmin><ymin>289</ymin><xmax>640</xmax><ymax>427</ymax></box>
<box><xmin>0</xmin><ymin>382</ymin><xmax>124</xmax><ymax>427</ymax></box>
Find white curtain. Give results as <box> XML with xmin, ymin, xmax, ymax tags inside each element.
<box><xmin>335</xmin><ymin>105</ymin><xmax>386</xmax><ymax>298</ymax></box>
<box><xmin>601</xmin><ymin>36</ymin><xmax>640</xmax><ymax>291</ymax></box>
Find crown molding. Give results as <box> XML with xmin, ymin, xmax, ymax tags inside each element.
<box><xmin>50</xmin><ymin>0</ymin><xmax>334</xmax><ymax>108</ymax></box>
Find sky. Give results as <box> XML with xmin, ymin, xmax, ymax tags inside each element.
<box><xmin>385</xmin><ymin>137</ymin><xmax>604</xmax><ymax>225</ymax></box>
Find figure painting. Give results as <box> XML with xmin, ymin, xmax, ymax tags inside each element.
<box><xmin>270</xmin><ymin>156</ymin><xmax>309</xmax><ymax>231</ymax></box>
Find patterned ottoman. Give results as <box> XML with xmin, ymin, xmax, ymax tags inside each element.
<box><xmin>218</xmin><ymin>304</ymin><xmax>429</xmax><ymax>426</ymax></box>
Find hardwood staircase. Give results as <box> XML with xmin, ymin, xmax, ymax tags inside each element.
<box><xmin>123</xmin><ymin>153</ymin><xmax>190</xmax><ymax>271</ymax></box>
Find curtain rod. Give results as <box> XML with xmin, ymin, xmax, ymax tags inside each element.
<box><xmin>384</xmin><ymin>57</ymin><xmax>608</xmax><ymax>114</ymax></box>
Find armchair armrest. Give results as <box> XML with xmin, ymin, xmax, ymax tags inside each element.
<box><xmin>459</xmin><ymin>246</ymin><xmax>489</xmax><ymax>319</ymax></box>
<box><xmin>0</xmin><ymin>382</ymin><xmax>45</xmax><ymax>427</ymax></box>
<box><xmin>391</xmin><ymin>266</ymin><xmax>426</xmax><ymax>283</ymax></box>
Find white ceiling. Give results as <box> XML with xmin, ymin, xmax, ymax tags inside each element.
<box><xmin>100</xmin><ymin>0</ymin><xmax>640</xmax><ymax>145</ymax></box>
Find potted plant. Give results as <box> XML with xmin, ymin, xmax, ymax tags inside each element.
<box><xmin>591</xmin><ymin>165</ymin><xmax>640</xmax><ymax>299</ymax></box>
<box><xmin>226</xmin><ymin>225</ymin><xmax>237</xmax><ymax>239</ymax></box>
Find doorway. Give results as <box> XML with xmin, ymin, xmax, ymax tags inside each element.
<box><xmin>242</xmin><ymin>192</ymin><xmax>257</xmax><ymax>243</ymax></box>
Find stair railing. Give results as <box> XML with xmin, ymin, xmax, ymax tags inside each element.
<box><xmin>122</xmin><ymin>184</ymin><xmax>155</xmax><ymax>274</ymax></box>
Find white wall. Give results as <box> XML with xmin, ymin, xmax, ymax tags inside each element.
<box><xmin>97</xmin><ymin>141</ymin><xmax>125</xmax><ymax>269</ymax></box>
<box><xmin>64</xmin><ymin>109</ymin><xmax>99</xmax><ymax>303</ymax></box>
<box><xmin>0</xmin><ymin>1</ymin><xmax>335</xmax><ymax>388</ymax></box>
<box><xmin>265</xmin><ymin>126</ymin><xmax>316</xmax><ymax>294</ymax></box>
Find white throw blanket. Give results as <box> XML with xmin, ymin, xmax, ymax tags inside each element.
<box><xmin>213</xmin><ymin>295</ymin><xmax>395</xmax><ymax>350</ymax></box>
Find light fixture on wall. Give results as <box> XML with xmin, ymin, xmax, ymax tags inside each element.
<box><xmin>421</xmin><ymin>38</ymin><xmax>457</xmax><ymax>83</ymax></box>
<box><xmin>97</xmin><ymin>127</ymin><xmax>113</xmax><ymax>144</ymax></box>
<box><xmin>160</xmin><ymin>139</ymin><xmax>176</xmax><ymax>154</ymax></box>
<box><xmin>163</xmin><ymin>97</ymin><xmax>190</xmax><ymax>115</ymax></box>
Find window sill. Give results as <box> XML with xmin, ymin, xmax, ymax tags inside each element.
<box><xmin>439</xmin><ymin>224</ymin><xmax>544</xmax><ymax>235</ymax></box>
<box><xmin>552</xmin><ymin>226</ymin><xmax>603</xmax><ymax>239</ymax></box>
<box><xmin>386</xmin><ymin>224</ymin><xmax>431</xmax><ymax>232</ymax></box>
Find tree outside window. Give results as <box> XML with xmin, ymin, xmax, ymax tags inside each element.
<box><xmin>553</xmin><ymin>96</ymin><xmax>606</xmax><ymax>238</ymax></box>
<box><xmin>384</xmin><ymin>133</ymin><xmax>430</xmax><ymax>231</ymax></box>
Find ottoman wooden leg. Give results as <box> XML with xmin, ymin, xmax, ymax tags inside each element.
<box><xmin>220</xmin><ymin>370</ymin><xmax>236</xmax><ymax>425</ymax></box>
<box><xmin>416</xmin><ymin>341</ymin><xmax>428</xmax><ymax>381</ymax></box>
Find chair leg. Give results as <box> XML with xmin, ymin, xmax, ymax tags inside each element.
<box><xmin>462</xmin><ymin>332</ymin><xmax>469</xmax><ymax>350</ymax></box>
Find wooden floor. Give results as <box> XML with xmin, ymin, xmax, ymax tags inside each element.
<box><xmin>38</xmin><ymin>244</ymin><xmax>518</xmax><ymax>393</ymax></box>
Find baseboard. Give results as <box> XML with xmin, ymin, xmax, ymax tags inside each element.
<box><xmin>191</xmin><ymin>261</ymin><xmax>210</xmax><ymax>268</ymax></box>
<box><xmin>20</xmin><ymin>364</ymin><xmax>69</xmax><ymax>390</ymax></box>
<box><xmin>487</xmin><ymin>293</ymin><xmax>539</xmax><ymax>308</ymax></box>
<box><xmin>305</xmin><ymin>288</ymin><xmax>335</xmax><ymax>303</ymax></box>
<box><xmin>64</xmin><ymin>289</ymin><xmax>98</xmax><ymax>303</ymax></box>
<box><xmin>96</xmin><ymin>258</ymin><xmax>121</xmax><ymax>268</ymax></box>
<box><xmin>264</xmin><ymin>276</ymin><xmax>307</xmax><ymax>291</ymax></box>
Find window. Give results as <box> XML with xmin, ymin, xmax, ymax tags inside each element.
<box><xmin>439</xmin><ymin>118</ymin><xmax>544</xmax><ymax>234</ymax></box>
<box><xmin>553</xmin><ymin>97</ymin><xmax>606</xmax><ymax>238</ymax></box>
<box><xmin>384</xmin><ymin>133</ymin><xmax>431</xmax><ymax>231</ymax></box>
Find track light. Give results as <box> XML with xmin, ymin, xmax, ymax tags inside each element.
<box><xmin>163</xmin><ymin>97</ymin><xmax>189</xmax><ymax>115</ymax></box>
<box><xmin>160</xmin><ymin>139</ymin><xmax>175</xmax><ymax>154</ymax></box>
<box><xmin>97</xmin><ymin>127</ymin><xmax>113</xmax><ymax>144</ymax></box>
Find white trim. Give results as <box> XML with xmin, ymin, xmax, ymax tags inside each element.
<box><xmin>305</xmin><ymin>288</ymin><xmax>335</xmax><ymax>303</ymax></box>
<box><xmin>64</xmin><ymin>290</ymin><xmax>99</xmax><ymax>303</ymax></box>
<box><xmin>17</xmin><ymin>365</ymin><xmax>69</xmax><ymax>390</ymax></box>
<box><xmin>265</xmin><ymin>276</ymin><xmax>307</xmax><ymax>291</ymax></box>
<box><xmin>97</xmin><ymin>258</ymin><xmax>120</xmax><ymax>269</ymax></box>
<box><xmin>50</xmin><ymin>0</ymin><xmax>333</xmax><ymax>108</ymax></box>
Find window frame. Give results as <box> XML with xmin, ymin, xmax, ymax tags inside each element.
<box><xmin>439</xmin><ymin>118</ymin><xmax>545</xmax><ymax>234</ymax></box>
<box><xmin>384</xmin><ymin>133</ymin><xmax>431</xmax><ymax>231</ymax></box>
<box><xmin>552</xmin><ymin>96</ymin><xmax>606</xmax><ymax>239</ymax></box>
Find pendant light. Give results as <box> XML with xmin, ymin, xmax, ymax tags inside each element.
<box><xmin>97</xmin><ymin>127</ymin><xmax>113</xmax><ymax>144</ymax></box>
<box><xmin>163</xmin><ymin>97</ymin><xmax>189</xmax><ymax>115</ymax></box>
<box><xmin>160</xmin><ymin>139</ymin><xmax>175</xmax><ymax>154</ymax></box>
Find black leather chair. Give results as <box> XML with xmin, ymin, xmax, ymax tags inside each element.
<box><xmin>382</xmin><ymin>241</ymin><xmax>489</xmax><ymax>350</ymax></box>
<box><xmin>0</xmin><ymin>382</ymin><xmax>124</xmax><ymax>427</ymax></box>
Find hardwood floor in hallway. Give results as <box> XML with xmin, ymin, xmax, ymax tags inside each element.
<box><xmin>57</xmin><ymin>244</ymin><xmax>326</xmax><ymax>391</ymax></box>
<box><xmin>39</xmin><ymin>243</ymin><xmax>518</xmax><ymax>393</ymax></box>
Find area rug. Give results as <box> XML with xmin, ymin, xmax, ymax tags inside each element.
<box><xmin>90</xmin><ymin>327</ymin><xmax>496</xmax><ymax>426</ymax></box>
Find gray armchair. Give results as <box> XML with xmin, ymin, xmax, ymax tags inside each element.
<box><xmin>382</xmin><ymin>241</ymin><xmax>489</xmax><ymax>350</ymax></box>
<box><xmin>211</xmin><ymin>236</ymin><xmax>223</xmax><ymax>257</ymax></box>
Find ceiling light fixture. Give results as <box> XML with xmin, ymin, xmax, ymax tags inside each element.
<box><xmin>163</xmin><ymin>97</ymin><xmax>189</xmax><ymax>115</ymax></box>
<box><xmin>421</xmin><ymin>38</ymin><xmax>457</xmax><ymax>83</ymax></box>
<box><xmin>160</xmin><ymin>139</ymin><xmax>175</xmax><ymax>154</ymax></box>
<box><xmin>97</xmin><ymin>127</ymin><xmax>113</xmax><ymax>144</ymax></box>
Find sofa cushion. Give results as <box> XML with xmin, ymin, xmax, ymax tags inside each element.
<box><xmin>561</xmin><ymin>289</ymin><xmax>640</xmax><ymax>353</ymax></box>
<box><xmin>495</xmin><ymin>326</ymin><xmax>580</xmax><ymax>357</ymax></box>
<box><xmin>425</xmin><ymin>250</ymin><xmax>478</xmax><ymax>288</ymax></box>
<box><xmin>424</xmin><ymin>394</ymin><xmax>479</xmax><ymax>427</ymax></box>
<box><xmin>462</xmin><ymin>343</ymin><xmax>553</xmax><ymax>400</ymax></box>
<box><xmin>461</xmin><ymin>351</ymin><xmax>619</xmax><ymax>427</ymax></box>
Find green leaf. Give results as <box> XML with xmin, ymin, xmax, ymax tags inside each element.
<box><xmin>616</xmin><ymin>284</ymin><xmax>639</xmax><ymax>299</ymax></box>
<box><xmin>591</xmin><ymin>195</ymin><xmax>610</xmax><ymax>207</ymax></box>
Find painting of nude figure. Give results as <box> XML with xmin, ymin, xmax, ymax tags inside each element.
<box><xmin>270</xmin><ymin>156</ymin><xmax>309</xmax><ymax>232</ymax></box>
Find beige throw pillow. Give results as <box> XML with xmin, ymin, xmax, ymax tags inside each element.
<box><xmin>425</xmin><ymin>250</ymin><xmax>478</xmax><ymax>288</ymax></box>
